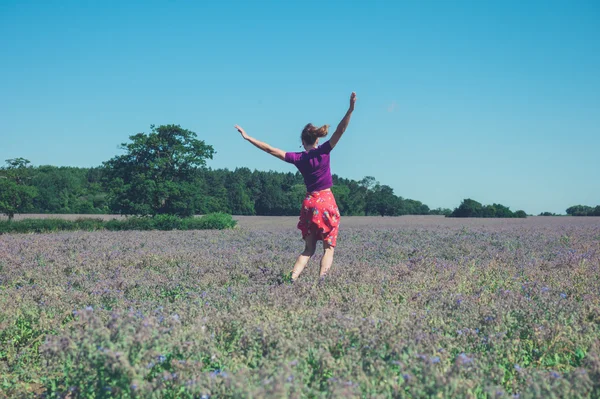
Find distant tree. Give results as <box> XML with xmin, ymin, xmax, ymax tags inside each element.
<box><xmin>4</xmin><ymin>158</ymin><xmax>32</xmax><ymax>183</ymax></box>
<box><xmin>333</xmin><ymin>176</ymin><xmax>367</xmax><ymax>215</ymax></box>
<box><xmin>566</xmin><ymin>205</ymin><xmax>598</xmax><ymax>216</ymax></box>
<box><xmin>102</xmin><ymin>124</ymin><xmax>214</xmax><ymax>216</ymax></box>
<box><xmin>430</xmin><ymin>207</ymin><xmax>452</xmax><ymax>216</ymax></box>
<box><xmin>489</xmin><ymin>203</ymin><xmax>513</xmax><ymax>218</ymax></box>
<box><xmin>331</xmin><ymin>184</ymin><xmax>351</xmax><ymax>215</ymax></box>
<box><xmin>31</xmin><ymin>166</ymin><xmax>81</xmax><ymax>213</ymax></box>
<box><xmin>0</xmin><ymin>158</ymin><xmax>37</xmax><ymax>220</ymax></box>
<box><xmin>449</xmin><ymin>199</ymin><xmax>526</xmax><ymax>218</ymax></box>
<box><xmin>359</xmin><ymin>176</ymin><xmax>378</xmax><ymax>191</ymax></box>
<box><xmin>539</xmin><ymin>211</ymin><xmax>557</xmax><ymax>216</ymax></box>
<box><xmin>449</xmin><ymin>199</ymin><xmax>483</xmax><ymax>218</ymax></box>
<box><xmin>401</xmin><ymin>198</ymin><xmax>430</xmax><ymax>215</ymax></box>
<box><xmin>368</xmin><ymin>184</ymin><xmax>397</xmax><ymax>216</ymax></box>
<box><xmin>514</xmin><ymin>210</ymin><xmax>527</xmax><ymax>218</ymax></box>
<box><xmin>224</xmin><ymin>170</ymin><xmax>254</xmax><ymax>215</ymax></box>
<box><xmin>288</xmin><ymin>184</ymin><xmax>307</xmax><ymax>212</ymax></box>
<box><xmin>253</xmin><ymin>172</ymin><xmax>291</xmax><ymax>216</ymax></box>
<box><xmin>197</xmin><ymin>169</ymin><xmax>230</xmax><ymax>214</ymax></box>
<box><xmin>0</xmin><ymin>180</ymin><xmax>37</xmax><ymax>220</ymax></box>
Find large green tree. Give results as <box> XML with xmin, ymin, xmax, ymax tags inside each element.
<box><xmin>102</xmin><ymin>124</ymin><xmax>214</xmax><ymax>216</ymax></box>
<box><xmin>0</xmin><ymin>158</ymin><xmax>37</xmax><ymax>220</ymax></box>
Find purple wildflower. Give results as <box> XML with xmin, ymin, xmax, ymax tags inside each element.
<box><xmin>457</xmin><ymin>353</ymin><xmax>473</xmax><ymax>364</ymax></box>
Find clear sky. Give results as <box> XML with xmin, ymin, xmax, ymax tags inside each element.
<box><xmin>1</xmin><ymin>0</ymin><xmax>598</xmax><ymax>215</ymax></box>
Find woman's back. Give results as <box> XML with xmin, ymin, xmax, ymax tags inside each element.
<box><xmin>285</xmin><ymin>140</ymin><xmax>333</xmax><ymax>193</ymax></box>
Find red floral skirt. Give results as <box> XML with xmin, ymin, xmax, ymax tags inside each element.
<box><xmin>297</xmin><ymin>189</ymin><xmax>341</xmax><ymax>247</ymax></box>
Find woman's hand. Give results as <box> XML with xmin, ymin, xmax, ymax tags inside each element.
<box><xmin>349</xmin><ymin>92</ymin><xmax>357</xmax><ymax>111</ymax></box>
<box><xmin>234</xmin><ymin>124</ymin><xmax>249</xmax><ymax>140</ymax></box>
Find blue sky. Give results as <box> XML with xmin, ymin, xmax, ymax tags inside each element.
<box><xmin>1</xmin><ymin>0</ymin><xmax>598</xmax><ymax>214</ymax></box>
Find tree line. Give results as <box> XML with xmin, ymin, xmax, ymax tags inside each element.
<box><xmin>5</xmin><ymin>124</ymin><xmax>593</xmax><ymax>220</ymax></box>
<box><xmin>0</xmin><ymin>125</ymin><xmax>445</xmax><ymax>219</ymax></box>
<box><xmin>0</xmin><ymin>161</ymin><xmax>442</xmax><ymax>218</ymax></box>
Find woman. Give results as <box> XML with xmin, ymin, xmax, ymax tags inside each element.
<box><xmin>234</xmin><ymin>92</ymin><xmax>356</xmax><ymax>281</ymax></box>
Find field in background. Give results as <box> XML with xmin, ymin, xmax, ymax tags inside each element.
<box><xmin>1</xmin><ymin>217</ymin><xmax>599</xmax><ymax>397</ymax></box>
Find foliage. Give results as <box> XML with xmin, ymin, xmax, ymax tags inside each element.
<box><xmin>0</xmin><ymin>218</ymin><xmax>95</xmax><ymax>234</ymax></box>
<box><xmin>429</xmin><ymin>208</ymin><xmax>453</xmax><ymax>216</ymax></box>
<box><xmin>30</xmin><ymin>166</ymin><xmax>109</xmax><ymax>214</ymax></box>
<box><xmin>0</xmin><ymin>180</ymin><xmax>37</xmax><ymax>221</ymax></box>
<box><xmin>192</xmin><ymin>212</ymin><xmax>237</xmax><ymax>230</ymax></box>
<box><xmin>0</xmin><ymin>218</ymin><xmax>599</xmax><ymax>397</ymax></box>
<box><xmin>337</xmin><ymin>177</ymin><xmax>430</xmax><ymax>217</ymax></box>
<box><xmin>566</xmin><ymin>205</ymin><xmax>600</xmax><ymax>216</ymax></box>
<box><xmin>368</xmin><ymin>184</ymin><xmax>397</xmax><ymax>216</ymax></box>
<box><xmin>102</xmin><ymin>124</ymin><xmax>215</xmax><ymax>217</ymax></box>
<box><xmin>103</xmin><ymin>217</ymin><xmax>156</xmax><ymax>232</ymax></box>
<box><xmin>514</xmin><ymin>210</ymin><xmax>527</xmax><ymax>218</ymax></box>
<box><xmin>0</xmin><ymin>214</ymin><xmax>236</xmax><ymax>234</ymax></box>
<box><xmin>0</xmin><ymin>159</ymin><xmax>38</xmax><ymax>220</ymax></box>
<box><xmin>449</xmin><ymin>199</ymin><xmax>527</xmax><ymax>218</ymax></box>
<box><xmin>3</xmin><ymin>159</ymin><xmax>450</xmax><ymax>218</ymax></box>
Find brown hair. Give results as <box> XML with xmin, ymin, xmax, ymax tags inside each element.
<box><xmin>301</xmin><ymin>123</ymin><xmax>329</xmax><ymax>146</ymax></box>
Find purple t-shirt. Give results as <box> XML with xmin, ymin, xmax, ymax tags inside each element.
<box><xmin>285</xmin><ymin>140</ymin><xmax>333</xmax><ymax>192</ymax></box>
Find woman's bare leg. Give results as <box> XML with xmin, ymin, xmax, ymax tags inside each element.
<box><xmin>320</xmin><ymin>242</ymin><xmax>335</xmax><ymax>277</ymax></box>
<box><xmin>291</xmin><ymin>233</ymin><xmax>317</xmax><ymax>280</ymax></box>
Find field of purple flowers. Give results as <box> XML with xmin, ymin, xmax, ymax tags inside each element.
<box><xmin>1</xmin><ymin>216</ymin><xmax>599</xmax><ymax>398</ymax></box>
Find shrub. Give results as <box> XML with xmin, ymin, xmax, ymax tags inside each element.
<box><xmin>74</xmin><ymin>218</ymin><xmax>105</xmax><ymax>231</ymax></box>
<box><xmin>194</xmin><ymin>212</ymin><xmax>237</xmax><ymax>230</ymax></box>
<box><xmin>103</xmin><ymin>218</ymin><xmax>125</xmax><ymax>231</ymax></box>
<box><xmin>0</xmin><ymin>218</ymin><xmax>74</xmax><ymax>234</ymax></box>
<box><xmin>104</xmin><ymin>217</ymin><xmax>155</xmax><ymax>231</ymax></box>
<box><xmin>152</xmin><ymin>214</ymin><xmax>183</xmax><ymax>230</ymax></box>
<box><xmin>0</xmin><ymin>214</ymin><xmax>237</xmax><ymax>234</ymax></box>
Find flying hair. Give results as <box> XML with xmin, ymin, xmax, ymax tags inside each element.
<box><xmin>301</xmin><ymin>123</ymin><xmax>329</xmax><ymax>146</ymax></box>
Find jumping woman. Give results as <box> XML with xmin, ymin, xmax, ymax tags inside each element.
<box><xmin>234</xmin><ymin>92</ymin><xmax>357</xmax><ymax>281</ymax></box>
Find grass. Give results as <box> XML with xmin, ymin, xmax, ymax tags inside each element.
<box><xmin>0</xmin><ymin>217</ymin><xmax>599</xmax><ymax>398</ymax></box>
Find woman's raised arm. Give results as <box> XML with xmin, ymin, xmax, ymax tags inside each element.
<box><xmin>329</xmin><ymin>92</ymin><xmax>356</xmax><ymax>149</ymax></box>
<box><xmin>234</xmin><ymin>124</ymin><xmax>286</xmax><ymax>160</ymax></box>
